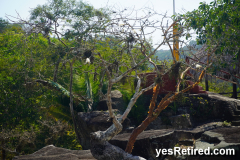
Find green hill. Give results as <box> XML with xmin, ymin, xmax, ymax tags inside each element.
<box><xmin>154</xmin><ymin>41</ymin><xmax>202</xmax><ymax>61</ymax></box>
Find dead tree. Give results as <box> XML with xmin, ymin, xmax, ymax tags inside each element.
<box><xmin>68</xmin><ymin>8</ymin><xmax>213</xmax><ymax>160</ymax></box>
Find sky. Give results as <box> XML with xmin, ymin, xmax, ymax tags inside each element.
<box><xmin>0</xmin><ymin>0</ymin><xmax>214</xmax><ymax>49</ymax></box>
<box><xmin>0</xmin><ymin>0</ymin><xmax>214</xmax><ymax>20</ymax></box>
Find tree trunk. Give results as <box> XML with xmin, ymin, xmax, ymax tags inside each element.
<box><xmin>233</xmin><ymin>83</ymin><xmax>237</xmax><ymax>99</ymax></box>
<box><xmin>205</xmin><ymin>74</ymin><xmax>209</xmax><ymax>91</ymax></box>
<box><xmin>53</xmin><ymin>57</ymin><xmax>61</xmax><ymax>82</ymax></box>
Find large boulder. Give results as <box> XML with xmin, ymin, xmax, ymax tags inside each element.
<box><xmin>207</xmin><ymin>92</ymin><xmax>240</xmax><ymax>125</ymax></box>
<box><xmin>169</xmin><ymin>114</ymin><xmax>192</xmax><ymax>129</ymax></box>
<box><xmin>110</xmin><ymin>123</ymin><xmax>240</xmax><ymax>160</ymax></box>
<box><xmin>141</xmin><ymin>92</ymin><xmax>240</xmax><ymax>131</ymax></box>
<box><xmin>151</xmin><ymin>92</ymin><xmax>240</xmax><ymax>129</ymax></box>
<box><xmin>96</xmin><ymin>90</ymin><xmax>127</xmax><ymax>114</ymax></box>
<box><xmin>187</xmin><ymin>127</ymin><xmax>240</xmax><ymax>160</ymax></box>
<box><xmin>76</xmin><ymin>110</ymin><xmax>130</xmax><ymax>149</ymax></box>
<box><xmin>110</xmin><ymin>129</ymin><xmax>175</xmax><ymax>159</ymax></box>
<box><xmin>176</xmin><ymin>93</ymin><xmax>236</xmax><ymax>124</ymax></box>
<box><xmin>146</xmin><ymin>117</ymin><xmax>173</xmax><ymax>130</ymax></box>
<box><xmin>13</xmin><ymin>145</ymin><xmax>96</xmax><ymax>160</ymax></box>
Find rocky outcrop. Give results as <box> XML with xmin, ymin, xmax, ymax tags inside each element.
<box><xmin>110</xmin><ymin>129</ymin><xmax>175</xmax><ymax>159</ymax></box>
<box><xmin>110</xmin><ymin>123</ymin><xmax>240</xmax><ymax>160</ymax></box>
<box><xmin>185</xmin><ymin>92</ymin><xmax>239</xmax><ymax>123</ymax></box>
<box><xmin>173</xmin><ymin>127</ymin><xmax>240</xmax><ymax>160</ymax></box>
<box><xmin>207</xmin><ymin>92</ymin><xmax>240</xmax><ymax>125</ymax></box>
<box><xmin>146</xmin><ymin>92</ymin><xmax>240</xmax><ymax>131</ymax></box>
<box><xmin>96</xmin><ymin>90</ymin><xmax>127</xmax><ymax>114</ymax></box>
<box><xmin>14</xmin><ymin>125</ymin><xmax>239</xmax><ymax>160</ymax></box>
<box><xmin>13</xmin><ymin>92</ymin><xmax>240</xmax><ymax>160</ymax></box>
<box><xmin>89</xmin><ymin>91</ymin><xmax>240</xmax><ymax>159</ymax></box>
<box><xmin>145</xmin><ymin>114</ymin><xmax>192</xmax><ymax>130</ymax></box>
<box><xmin>76</xmin><ymin>110</ymin><xmax>130</xmax><ymax>149</ymax></box>
<box><xmin>13</xmin><ymin>145</ymin><xmax>96</xmax><ymax>160</ymax></box>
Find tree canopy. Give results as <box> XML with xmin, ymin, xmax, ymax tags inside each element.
<box><xmin>180</xmin><ymin>0</ymin><xmax>240</xmax><ymax>78</ymax></box>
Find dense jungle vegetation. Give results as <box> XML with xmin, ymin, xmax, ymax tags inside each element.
<box><xmin>0</xmin><ymin>1</ymin><xmax>152</xmax><ymax>158</ymax></box>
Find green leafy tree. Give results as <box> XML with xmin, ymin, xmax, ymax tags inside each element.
<box><xmin>0</xmin><ymin>25</ymin><xmax>47</xmax><ymax>158</ymax></box>
<box><xmin>0</xmin><ymin>18</ymin><xmax>9</xmax><ymax>33</ymax></box>
<box><xmin>28</xmin><ymin>0</ymin><xmax>109</xmax><ymax>45</ymax></box>
<box><xmin>0</xmin><ymin>20</ymin><xmax>83</xmax><ymax>159</ymax></box>
<box><xmin>180</xmin><ymin>0</ymin><xmax>240</xmax><ymax>82</ymax></box>
<box><xmin>1</xmin><ymin>0</ymin><xmax>110</xmax><ymax>157</ymax></box>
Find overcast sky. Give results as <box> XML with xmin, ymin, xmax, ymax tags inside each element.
<box><xmin>0</xmin><ymin>0</ymin><xmax>214</xmax><ymax>49</ymax></box>
<box><xmin>0</xmin><ymin>0</ymin><xmax>213</xmax><ymax>20</ymax></box>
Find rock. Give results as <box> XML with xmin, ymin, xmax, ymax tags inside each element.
<box><xmin>207</xmin><ymin>92</ymin><xmax>240</xmax><ymax>126</ymax></box>
<box><xmin>139</xmin><ymin>92</ymin><xmax>240</xmax><ymax>130</ymax></box>
<box><xmin>13</xmin><ymin>145</ymin><xmax>96</xmax><ymax>160</ymax></box>
<box><xmin>96</xmin><ymin>90</ymin><xmax>127</xmax><ymax>114</ymax></box>
<box><xmin>159</xmin><ymin>92</ymin><xmax>240</xmax><ymax>126</ymax></box>
<box><xmin>76</xmin><ymin>110</ymin><xmax>130</xmax><ymax>149</ymax></box>
<box><xmin>13</xmin><ymin>126</ymin><xmax>240</xmax><ymax>160</ymax></box>
<box><xmin>110</xmin><ymin>123</ymin><xmax>240</xmax><ymax>159</ymax></box>
<box><xmin>169</xmin><ymin>114</ymin><xmax>192</xmax><ymax>129</ymax></box>
<box><xmin>192</xmin><ymin>127</ymin><xmax>240</xmax><ymax>160</ymax></box>
<box><xmin>146</xmin><ymin>117</ymin><xmax>173</xmax><ymax>130</ymax></box>
<box><xmin>208</xmin><ymin>93</ymin><xmax>236</xmax><ymax>121</ymax></box>
<box><xmin>90</xmin><ymin>139</ymin><xmax>146</xmax><ymax>160</ymax></box>
<box><xmin>210</xmin><ymin>127</ymin><xmax>240</xmax><ymax>143</ymax></box>
<box><xmin>110</xmin><ymin>129</ymin><xmax>175</xmax><ymax>159</ymax></box>
<box><xmin>201</xmin><ymin>131</ymin><xmax>224</xmax><ymax>144</ymax></box>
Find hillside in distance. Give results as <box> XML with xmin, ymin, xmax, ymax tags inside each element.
<box><xmin>155</xmin><ymin>40</ymin><xmax>202</xmax><ymax>61</ymax></box>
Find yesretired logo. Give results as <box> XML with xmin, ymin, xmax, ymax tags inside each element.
<box><xmin>156</xmin><ymin>147</ymin><xmax>235</xmax><ymax>157</ymax></box>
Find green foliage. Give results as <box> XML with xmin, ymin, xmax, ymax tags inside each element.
<box><xmin>0</xmin><ymin>18</ymin><xmax>9</xmax><ymax>33</ymax></box>
<box><xmin>34</xmin><ymin>118</ymin><xmax>81</xmax><ymax>150</ymax></box>
<box><xmin>29</xmin><ymin>0</ymin><xmax>109</xmax><ymax>41</ymax></box>
<box><xmin>188</xmin><ymin>96</ymin><xmax>211</xmax><ymax>119</ymax></box>
<box><xmin>155</xmin><ymin>49</ymin><xmax>173</xmax><ymax>60</ymax></box>
<box><xmin>0</xmin><ymin>29</ymin><xmax>51</xmax><ymax>130</ymax></box>
<box><xmin>154</xmin><ymin>40</ymin><xmax>202</xmax><ymax>61</ymax></box>
<box><xmin>169</xmin><ymin>102</ymin><xmax>178</xmax><ymax>115</ymax></box>
<box><xmin>0</xmin><ymin>0</ymin><xmax>108</xmax><ymax>157</ymax></box>
<box><xmin>180</xmin><ymin>0</ymin><xmax>240</xmax><ymax>69</ymax></box>
<box><xmin>127</xmin><ymin>95</ymin><xmax>151</xmax><ymax>125</ymax></box>
<box><xmin>0</xmin><ymin>19</ymin><xmax>81</xmax><ymax>158</ymax></box>
<box><xmin>0</xmin><ymin>0</ymin><xmax>154</xmax><ymax>158</ymax></box>
<box><xmin>198</xmin><ymin>79</ymin><xmax>232</xmax><ymax>93</ymax></box>
<box><xmin>0</xmin><ymin>18</ymin><xmax>23</xmax><ymax>33</ymax></box>
<box><xmin>222</xmin><ymin>120</ymin><xmax>231</xmax><ymax>126</ymax></box>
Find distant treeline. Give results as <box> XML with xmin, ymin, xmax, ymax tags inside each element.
<box><xmin>155</xmin><ymin>40</ymin><xmax>203</xmax><ymax>60</ymax></box>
